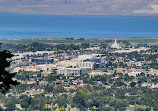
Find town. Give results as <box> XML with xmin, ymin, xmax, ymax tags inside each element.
<box><xmin>0</xmin><ymin>38</ymin><xmax>158</xmax><ymax>111</ymax></box>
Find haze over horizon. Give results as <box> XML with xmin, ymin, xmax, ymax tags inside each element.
<box><xmin>0</xmin><ymin>0</ymin><xmax>158</xmax><ymax>16</ymax></box>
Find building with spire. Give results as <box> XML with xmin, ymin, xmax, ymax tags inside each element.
<box><xmin>111</xmin><ymin>38</ymin><xmax>121</xmax><ymax>49</ymax></box>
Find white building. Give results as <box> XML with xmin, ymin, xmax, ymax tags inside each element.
<box><xmin>65</xmin><ymin>68</ymin><xmax>82</xmax><ymax>77</ymax></box>
<box><xmin>77</xmin><ymin>62</ymin><xmax>95</xmax><ymax>70</ymax></box>
<box><xmin>57</xmin><ymin>67</ymin><xmax>82</xmax><ymax>77</ymax></box>
<box><xmin>71</xmin><ymin>55</ymin><xmax>93</xmax><ymax>62</ymax></box>
<box><xmin>111</xmin><ymin>38</ymin><xmax>121</xmax><ymax>49</ymax></box>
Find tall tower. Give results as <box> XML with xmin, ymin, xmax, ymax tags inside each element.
<box><xmin>111</xmin><ymin>38</ymin><xmax>121</xmax><ymax>49</ymax></box>
<box><xmin>114</xmin><ymin>38</ymin><xmax>117</xmax><ymax>44</ymax></box>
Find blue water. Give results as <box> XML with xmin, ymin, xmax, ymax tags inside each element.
<box><xmin>0</xmin><ymin>13</ymin><xmax>158</xmax><ymax>38</ymax></box>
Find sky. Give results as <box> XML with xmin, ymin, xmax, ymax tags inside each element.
<box><xmin>0</xmin><ymin>0</ymin><xmax>158</xmax><ymax>16</ymax></box>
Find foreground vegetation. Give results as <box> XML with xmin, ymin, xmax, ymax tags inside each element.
<box><xmin>0</xmin><ymin>73</ymin><xmax>157</xmax><ymax>111</ymax></box>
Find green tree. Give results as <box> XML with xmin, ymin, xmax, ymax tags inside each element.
<box><xmin>0</xmin><ymin>106</ymin><xmax>4</xmax><ymax>111</ymax></box>
<box><xmin>129</xmin><ymin>82</ymin><xmax>136</xmax><ymax>87</ymax></box>
<box><xmin>145</xmin><ymin>107</ymin><xmax>151</xmax><ymax>111</ymax></box>
<box><xmin>72</xmin><ymin>93</ymin><xmax>87</xmax><ymax>109</ymax></box>
<box><xmin>19</xmin><ymin>95</ymin><xmax>32</xmax><ymax>109</ymax></box>
<box><xmin>0</xmin><ymin>44</ymin><xmax>19</xmax><ymax>93</ymax></box>
<box><xmin>5</xmin><ymin>98</ymin><xmax>17</xmax><ymax>110</ymax></box>
<box><xmin>109</xmin><ymin>99</ymin><xmax>128</xmax><ymax>110</ymax></box>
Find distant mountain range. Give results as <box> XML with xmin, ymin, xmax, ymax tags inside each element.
<box><xmin>0</xmin><ymin>0</ymin><xmax>158</xmax><ymax>16</ymax></box>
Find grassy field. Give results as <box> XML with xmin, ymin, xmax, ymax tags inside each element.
<box><xmin>0</xmin><ymin>38</ymin><xmax>157</xmax><ymax>46</ymax></box>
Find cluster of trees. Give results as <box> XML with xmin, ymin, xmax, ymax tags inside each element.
<box><xmin>0</xmin><ymin>94</ymin><xmax>52</xmax><ymax>111</ymax></box>
<box><xmin>1</xmin><ymin>85</ymin><xmax>157</xmax><ymax>111</ymax></box>
<box><xmin>1</xmin><ymin>42</ymin><xmax>91</xmax><ymax>52</ymax></box>
<box><xmin>71</xmin><ymin>86</ymin><xmax>158</xmax><ymax>110</ymax></box>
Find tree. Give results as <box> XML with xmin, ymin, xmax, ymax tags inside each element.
<box><xmin>19</xmin><ymin>95</ymin><xmax>32</xmax><ymax>108</ymax></box>
<box><xmin>109</xmin><ymin>99</ymin><xmax>128</xmax><ymax>111</ymax></box>
<box><xmin>129</xmin><ymin>82</ymin><xmax>136</xmax><ymax>87</ymax></box>
<box><xmin>0</xmin><ymin>44</ymin><xmax>19</xmax><ymax>93</ymax></box>
<box><xmin>54</xmin><ymin>85</ymin><xmax>65</xmax><ymax>93</ymax></box>
<box><xmin>114</xmin><ymin>79</ymin><xmax>124</xmax><ymax>87</ymax></box>
<box><xmin>5</xmin><ymin>97</ymin><xmax>17</xmax><ymax>110</ymax></box>
<box><xmin>0</xmin><ymin>106</ymin><xmax>4</xmax><ymax>111</ymax></box>
<box><xmin>72</xmin><ymin>93</ymin><xmax>87</xmax><ymax>109</ymax></box>
<box><xmin>134</xmin><ymin>108</ymin><xmax>144</xmax><ymax>111</ymax></box>
<box><xmin>145</xmin><ymin>107</ymin><xmax>151</xmax><ymax>111</ymax></box>
<box><xmin>81</xmin><ymin>43</ymin><xmax>90</xmax><ymax>49</ymax></box>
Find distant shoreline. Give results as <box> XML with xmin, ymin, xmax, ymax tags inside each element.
<box><xmin>1</xmin><ymin>12</ymin><xmax>158</xmax><ymax>18</ymax></box>
<box><xmin>0</xmin><ymin>37</ymin><xmax>158</xmax><ymax>40</ymax></box>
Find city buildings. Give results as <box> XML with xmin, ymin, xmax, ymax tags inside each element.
<box><xmin>31</xmin><ymin>57</ymin><xmax>54</xmax><ymax>64</ymax></box>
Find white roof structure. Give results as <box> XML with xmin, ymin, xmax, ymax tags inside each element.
<box><xmin>114</xmin><ymin>47</ymin><xmax>150</xmax><ymax>53</ymax></box>
<box><xmin>71</xmin><ymin>55</ymin><xmax>93</xmax><ymax>62</ymax></box>
<box><xmin>111</xmin><ymin>38</ymin><xmax>121</xmax><ymax>49</ymax></box>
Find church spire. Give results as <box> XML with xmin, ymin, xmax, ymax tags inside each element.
<box><xmin>111</xmin><ymin>38</ymin><xmax>121</xmax><ymax>49</ymax></box>
<box><xmin>115</xmin><ymin>38</ymin><xmax>117</xmax><ymax>44</ymax></box>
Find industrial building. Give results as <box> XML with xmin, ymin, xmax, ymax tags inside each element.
<box><xmin>31</xmin><ymin>58</ymin><xmax>54</xmax><ymax>64</ymax></box>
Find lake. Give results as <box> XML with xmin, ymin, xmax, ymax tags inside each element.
<box><xmin>0</xmin><ymin>13</ymin><xmax>158</xmax><ymax>38</ymax></box>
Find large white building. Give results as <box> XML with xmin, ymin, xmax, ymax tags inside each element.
<box><xmin>77</xmin><ymin>62</ymin><xmax>95</xmax><ymax>70</ymax></box>
<box><xmin>57</xmin><ymin>67</ymin><xmax>82</xmax><ymax>77</ymax></box>
<box><xmin>56</xmin><ymin>54</ymin><xmax>106</xmax><ymax>77</ymax></box>
<box><xmin>111</xmin><ymin>38</ymin><xmax>121</xmax><ymax>49</ymax></box>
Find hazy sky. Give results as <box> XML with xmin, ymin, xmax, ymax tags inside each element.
<box><xmin>0</xmin><ymin>0</ymin><xmax>158</xmax><ymax>16</ymax></box>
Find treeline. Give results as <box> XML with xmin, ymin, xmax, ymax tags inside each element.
<box><xmin>1</xmin><ymin>42</ymin><xmax>90</xmax><ymax>52</ymax></box>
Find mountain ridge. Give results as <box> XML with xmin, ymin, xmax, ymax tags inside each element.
<box><xmin>0</xmin><ymin>0</ymin><xmax>158</xmax><ymax>16</ymax></box>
